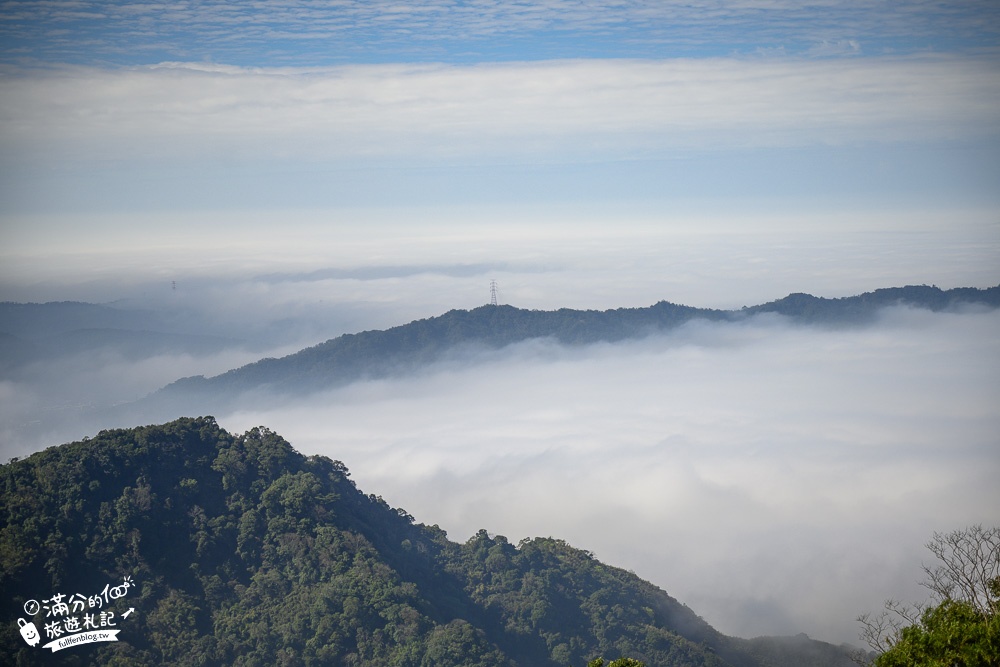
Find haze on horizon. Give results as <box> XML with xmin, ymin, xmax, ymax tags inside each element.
<box><xmin>1</xmin><ymin>0</ymin><xmax>999</xmax><ymax>653</ymax></box>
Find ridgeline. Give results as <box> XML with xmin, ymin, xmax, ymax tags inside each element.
<box><xmin>155</xmin><ymin>284</ymin><xmax>999</xmax><ymax>408</ymax></box>
<box><xmin>1</xmin><ymin>418</ymin><xmax>859</xmax><ymax>666</ymax></box>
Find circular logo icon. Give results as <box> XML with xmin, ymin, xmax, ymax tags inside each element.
<box><xmin>23</xmin><ymin>599</ymin><xmax>40</xmax><ymax>616</ymax></box>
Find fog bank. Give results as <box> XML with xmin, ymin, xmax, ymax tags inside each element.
<box><xmin>221</xmin><ymin>307</ymin><xmax>1000</xmax><ymax>645</ymax></box>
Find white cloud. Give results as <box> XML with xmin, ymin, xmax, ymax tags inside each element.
<box><xmin>2</xmin><ymin>55</ymin><xmax>998</xmax><ymax>166</ymax></box>
<box><xmin>219</xmin><ymin>307</ymin><xmax>1000</xmax><ymax>645</ymax></box>
<box><xmin>807</xmin><ymin>38</ymin><xmax>861</xmax><ymax>57</ymax></box>
<box><xmin>0</xmin><ymin>338</ymin><xmax>310</xmax><ymax>462</ymax></box>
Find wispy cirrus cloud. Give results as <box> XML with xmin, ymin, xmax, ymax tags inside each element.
<box><xmin>1</xmin><ymin>0</ymin><xmax>997</xmax><ymax>65</ymax></box>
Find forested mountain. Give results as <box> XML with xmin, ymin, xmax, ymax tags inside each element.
<box><xmin>152</xmin><ymin>284</ymin><xmax>1000</xmax><ymax>411</ymax></box>
<box><xmin>0</xmin><ymin>418</ymin><xmax>858</xmax><ymax>666</ymax></box>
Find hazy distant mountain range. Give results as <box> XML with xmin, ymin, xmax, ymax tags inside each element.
<box><xmin>0</xmin><ymin>301</ymin><xmax>252</xmax><ymax>375</ymax></box>
<box><xmin>3</xmin><ymin>284</ymin><xmax>998</xmax><ymax>421</ymax></box>
<box><xmin>0</xmin><ymin>417</ymin><xmax>862</xmax><ymax>666</ymax></box>
<box><xmin>148</xmin><ymin>284</ymin><xmax>999</xmax><ymax>413</ymax></box>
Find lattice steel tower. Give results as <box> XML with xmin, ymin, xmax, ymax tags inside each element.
<box><xmin>490</xmin><ymin>280</ymin><xmax>499</xmax><ymax>306</ymax></box>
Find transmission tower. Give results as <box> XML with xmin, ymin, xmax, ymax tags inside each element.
<box><xmin>489</xmin><ymin>280</ymin><xmax>499</xmax><ymax>306</ymax></box>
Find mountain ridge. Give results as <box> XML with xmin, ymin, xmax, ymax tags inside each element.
<box><xmin>0</xmin><ymin>417</ymin><xmax>861</xmax><ymax>666</ymax></box>
<box><xmin>154</xmin><ymin>284</ymin><xmax>1000</xmax><ymax>407</ymax></box>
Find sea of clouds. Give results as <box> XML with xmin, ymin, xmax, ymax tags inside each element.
<box><xmin>2</xmin><ymin>220</ymin><xmax>998</xmax><ymax>647</ymax></box>
<box><xmin>216</xmin><ymin>305</ymin><xmax>1000</xmax><ymax>645</ymax></box>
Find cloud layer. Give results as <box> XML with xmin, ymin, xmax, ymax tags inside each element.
<box><xmin>4</xmin><ymin>56</ymin><xmax>998</xmax><ymax>168</ymax></box>
<box><xmin>220</xmin><ymin>307</ymin><xmax>1000</xmax><ymax>645</ymax></box>
<box><xmin>4</xmin><ymin>216</ymin><xmax>998</xmax><ymax>314</ymax></box>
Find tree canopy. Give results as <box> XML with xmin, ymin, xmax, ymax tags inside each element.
<box><xmin>2</xmin><ymin>417</ymin><xmax>858</xmax><ymax>666</ymax></box>
<box><xmin>858</xmin><ymin>526</ymin><xmax>1000</xmax><ymax>667</ymax></box>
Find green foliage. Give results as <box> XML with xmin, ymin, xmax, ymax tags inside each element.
<box><xmin>0</xmin><ymin>418</ymin><xmax>857</xmax><ymax>666</ymax></box>
<box><xmin>442</xmin><ymin>531</ymin><xmax>733</xmax><ymax>667</ymax></box>
<box><xmin>587</xmin><ymin>658</ymin><xmax>647</xmax><ymax>667</ymax></box>
<box><xmin>872</xmin><ymin>599</ymin><xmax>1000</xmax><ymax>667</ymax></box>
<box><xmin>859</xmin><ymin>526</ymin><xmax>1000</xmax><ymax>667</ymax></box>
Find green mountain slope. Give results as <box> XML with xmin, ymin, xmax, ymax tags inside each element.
<box><xmin>1</xmin><ymin>418</ymin><xmax>857</xmax><ymax>666</ymax></box>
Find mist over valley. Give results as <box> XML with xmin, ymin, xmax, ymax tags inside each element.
<box><xmin>2</xmin><ymin>282</ymin><xmax>997</xmax><ymax>649</ymax></box>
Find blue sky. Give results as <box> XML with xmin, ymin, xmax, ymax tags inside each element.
<box><xmin>3</xmin><ymin>0</ymin><xmax>999</xmax><ymax>65</ymax></box>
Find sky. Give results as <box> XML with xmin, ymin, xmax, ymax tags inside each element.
<box><xmin>1</xmin><ymin>0</ymin><xmax>1000</xmax><ymax>651</ymax></box>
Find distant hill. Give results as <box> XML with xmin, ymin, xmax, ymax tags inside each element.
<box><xmin>0</xmin><ymin>301</ymin><xmax>159</xmax><ymax>338</ymax></box>
<box><xmin>0</xmin><ymin>302</ymin><xmax>253</xmax><ymax>372</ymax></box>
<box><xmin>0</xmin><ymin>417</ymin><xmax>860</xmax><ymax>666</ymax></box>
<box><xmin>744</xmin><ymin>284</ymin><xmax>1000</xmax><ymax>322</ymax></box>
<box><xmin>0</xmin><ymin>328</ymin><xmax>249</xmax><ymax>375</ymax></box>
<box><xmin>150</xmin><ymin>284</ymin><xmax>999</xmax><ymax>414</ymax></box>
